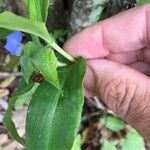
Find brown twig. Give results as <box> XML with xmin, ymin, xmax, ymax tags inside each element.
<box><xmin>0</xmin><ymin>72</ymin><xmax>22</xmax><ymax>80</ymax></box>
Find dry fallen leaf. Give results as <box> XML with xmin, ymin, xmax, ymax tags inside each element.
<box><xmin>0</xmin><ymin>89</ymin><xmax>9</xmax><ymax>99</ymax></box>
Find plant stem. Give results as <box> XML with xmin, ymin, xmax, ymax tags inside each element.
<box><xmin>50</xmin><ymin>42</ymin><xmax>75</xmax><ymax>62</ymax></box>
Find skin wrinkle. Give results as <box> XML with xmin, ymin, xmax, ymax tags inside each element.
<box><xmin>97</xmin><ymin>77</ymin><xmax>124</xmax><ymax>114</ymax></box>
<box><xmin>123</xmin><ymin>81</ymin><xmax>139</xmax><ymax>121</ymax></box>
<box><xmin>102</xmin><ymin>78</ymin><xmax>130</xmax><ymax>118</ymax></box>
<box><xmin>138</xmin><ymin>85</ymin><xmax>150</xmax><ymax>119</ymax></box>
<box><xmin>116</xmin><ymin>79</ymin><xmax>129</xmax><ymax>118</ymax></box>
<box><xmin>94</xmin><ymin>72</ymin><xmax>113</xmax><ymax>106</ymax></box>
<box><xmin>136</xmin><ymin>49</ymin><xmax>144</xmax><ymax>61</ymax></box>
<box><xmin>126</xmin><ymin>82</ymin><xmax>149</xmax><ymax>124</ymax></box>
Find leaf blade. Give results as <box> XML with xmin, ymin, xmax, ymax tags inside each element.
<box><xmin>25</xmin><ymin>81</ymin><xmax>61</xmax><ymax>150</ymax></box>
<box><xmin>25</xmin><ymin>0</ymin><xmax>50</xmax><ymax>22</ymax></box>
<box><xmin>100</xmin><ymin>116</ymin><xmax>125</xmax><ymax>132</ymax></box>
<box><xmin>121</xmin><ymin>128</ymin><xmax>144</xmax><ymax>150</ymax></box>
<box><xmin>20</xmin><ymin>55</ymin><xmax>34</xmax><ymax>84</ymax></box>
<box><xmin>25</xmin><ymin>58</ymin><xmax>86</xmax><ymax>150</ymax></box>
<box><xmin>30</xmin><ymin>46</ymin><xmax>60</xmax><ymax>89</ymax></box>
<box><xmin>48</xmin><ymin>58</ymin><xmax>86</xmax><ymax>150</ymax></box>
<box><xmin>3</xmin><ymin>79</ymin><xmax>35</xmax><ymax>145</ymax></box>
<box><xmin>0</xmin><ymin>11</ymin><xmax>53</xmax><ymax>43</ymax></box>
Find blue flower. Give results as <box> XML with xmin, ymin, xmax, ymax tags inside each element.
<box><xmin>4</xmin><ymin>31</ymin><xmax>23</xmax><ymax>56</ymax></box>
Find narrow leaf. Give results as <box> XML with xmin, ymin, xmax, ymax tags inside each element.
<box><xmin>3</xmin><ymin>97</ymin><xmax>24</xmax><ymax>145</ymax></box>
<box><xmin>0</xmin><ymin>11</ymin><xmax>53</xmax><ymax>43</ymax></box>
<box><xmin>25</xmin><ymin>0</ymin><xmax>50</xmax><ymax>22</ymax></box>
<box><xmin>4</xmin><ymin>79</ymin><xmax>35</xmax><ymax>145</ymax></box>
<box><xmin>0</xmin><ymin>11</ymin><xmax>73</xmax><ymax>62</ymax></box>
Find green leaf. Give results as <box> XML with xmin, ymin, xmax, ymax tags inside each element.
<box><xmin>0</xmin><ymin>11</ymin><xmax>74</xmax><ymax>62</ymax></box>
<box><xmin>26</xmin><ymin>58</ymin><xmax>86</xmax><ymax>150</ymax></box>
<box><xmin>102</xmin><ymin>140</ymin><xmax>116</xmax><ymax>150</ymax></box>
<box><xmin>52</xmin><ymin>28</ymin><xmax>67</xmax><ymax>43</ymax></box>
<box><xmin>20</xmin><ymin>55</ymin><xmax>34</xmax><ymax>84</ymax></box>
<box><xmin>121</xmin><ymin>128</ymin><xmax>144</xmax><ymax>150</ymax></box>
<box><xmin>100</xmin><ymin>116</ymin><xmax>125</xmax><ymax>132</ymax></box>
<box><xmin>25</xmin><ymin>81</ymin><xmax>60</xmax><ymax>150</ymax></box>
<box><xmin>3</xmin><ymin>79</ymin><xmax>35</xmax><ymax>145</ymax></box>
<box><xmin>3</xmin><ymin>97</ymin><xmax>24</xmax><ymax>145</ymax></box>
<box><xmin>29</xmin><ymin>46</ymin><xmax>60</xmax><ymax>89</ymax></box>
<box><xmin>0</xmin><ymin>28</ymin><xmax>11</xmax><ymax>39</ymax></box>
<box><xmin>71</xmin><ymin>135</ymin><xmax>81</xmax><ymax>150</ymax></box>
<box><xmin>14</xmin><ymin>79</ymin><xmax>35</xmax><ymax>96</ymax></box>
<box><xmin>139</xmin><ymin>0</ymin><xmax>150</xmax><ymax>4</ymax></box>
<box><xmin>0</xmin><ymin>11</ymin><xmax>53</xmax><ymax>43</ymax></box>
<box><xmin>25</xmin><ymin>0</ymin><xmax>50</xmax><ymax>22</ymax></box>
<box><xmin>21</xmin><ymin>42</ymin><xmax>60</xmax><ymax>89</ymax></box>
<box><xmin>20</xmin><ymin>42</ymin><xmax>42</xmax><ymax>84</ymax></box>
<box><xmin>14</xmin><ymin>84</ymin><xmax>39</xmax><ymax>109</ymax></box>
<box><xmin>48</xmin><ymin>58</ymin><xmax>86</xmax><ymax>150</ymax></box>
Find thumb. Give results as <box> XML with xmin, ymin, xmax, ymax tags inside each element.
<box><xmin>85</xmin><ymin>59</ymin><xmax>150</xmax><ymax>141</ymax></box>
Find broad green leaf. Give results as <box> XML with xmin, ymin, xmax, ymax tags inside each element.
<box><xmin>100</xmin><ymin>116</ymin><xmax>125</xmax><ymax>132</ymax></box>
<box><xmin>29</xmin><ymin>44</ymin><xmax>60</xmax><ymax>89</ymax></box>
<box><xmin>121</xmin><ymin>128</ymin><xmax>144</xmax><ymax>150</ymax></box>
<box><xmin>26</xmin><ymin>58</ymin><xmax>86</xmax><ymax>150</ymax></box>
<box><xmin>48</xmin><ymin>58</ymin><xmax>86</xmax><ymax>150</ymax></box>
<box><xmin>20</xmin><ymin>42</ymin><xmax>42</xmax><ymax>84</ymax></box>
<box><xmin>139</xmin><ymin>0</ymin><xmax>150</xmax><ymax>4</ymax></box>
<box><xmin>25</xmin><ymin>0</ymin><xmax>50</xmax><ymax>22</ymax></box>
<box><xmin>21</xmin><ymin>42</ymin><xmax>60</xmax><ymax>89</ymax></box>
<box><xmin>102</xmin><ymin>140</ymin><xmax>116</xmax><ymax>150</ymax></box>
<box><xmin>25</xmin><ymin>81</ymin><xmax>61</xmax><ymax>150</ymax></box>
<box><xmin>4</xmin><ymin>79</ymin><xmax>35</xmax><ymax>145</ymax></box>
<box><xmin>71</xmin><ymin>135</ymin><xmax>81</xmax><ymax>150</ymax></box>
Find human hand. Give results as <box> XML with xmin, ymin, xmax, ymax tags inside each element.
<box><xmin>64</xmin><ymin>4</ymin><xmax>150</xmax><ymax>141</ymax></box>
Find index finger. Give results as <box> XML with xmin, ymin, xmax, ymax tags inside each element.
<box><xmin>64</xmin><ymin>4</ymin><xmax>150</xmax><ymax>59</ymax></box>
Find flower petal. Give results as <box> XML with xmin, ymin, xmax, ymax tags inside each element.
<box><xmin>4</xmin><ymin>31</ymin><xmax>23</xmax><ymax>56</ymax></box>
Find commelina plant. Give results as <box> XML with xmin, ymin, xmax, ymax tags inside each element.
<box><xmin>2</xmin><ymin>0</ymin><xmax>86</xmax><ymax>150</ymax></box>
